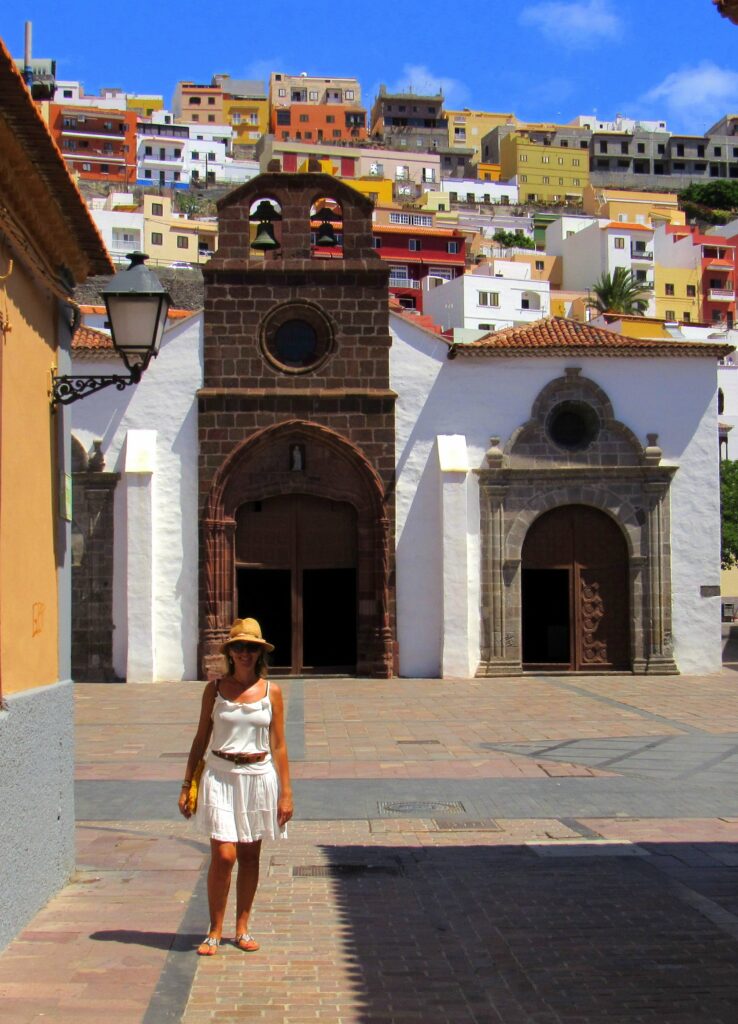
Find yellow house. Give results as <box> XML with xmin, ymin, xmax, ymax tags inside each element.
<box><xmin>142</xmin><ymin>194</ymin><xmax>218</xmax><ymax>266</ymax></box>
<box><xmin>126</xmin><ymin>94</ymin><xmax>164</xmax><ymax>118</ymax></box>
<box><xmin>342</xmin><ymin>176</ymin><xmax>394</xmax><ymax>206</ymax></box>
<box><xmin>653</xmin><ymin>265</ymin><xmax>702</xmax><ymax>323</ymax></box>
<box><xmin>550</xmin><ymin>291</ymin><xmax>590</xmax><ymax>320</ymax></box>
<box><xmin>476</xmin><ymin>162</ymin><xmax>502</xmax><ymax>182</ymax></box>
<box><xmin>582</xmin><ymin>185</ymin><xmax>686</xmax><ymax>228</ymax></box>
<box><xmin>0</xmin><ymin>37</ymin><xmax>112</xmax><ymax>947</ymax></box>
<box><xmin>507</xmin><ymin>251</ymin><xmax>563</xmax><ymax>288</ymax></box>
<box><xmin>446</xmin><ymin>109</ymin><xmax>518</xmax><ymax>162</ymax></box>
<box><xmin>500</xmin><ymin>132</ymin><xmax>589</xmax><ymax>204</ymax></box>
<box><xmin>223</xmin><ymin>95</ymin><xmax>269</xmax><ymax>148</ymax></box>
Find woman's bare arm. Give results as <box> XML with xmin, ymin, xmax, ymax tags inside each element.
<box><xmin>268</xmin><ymin>683</ymin><xmax>293</xmax><ymax>827</ymax></box>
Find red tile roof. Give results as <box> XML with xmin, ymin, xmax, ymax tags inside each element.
<box><xmin>450</xmin><ymin>317</ymin><xmax>734</xmax><ymax>358</ymax></box>
<box><xmin>72</xmin><ymin>325</ymin><xmax>114</xmax><ymax>351</ymax></box>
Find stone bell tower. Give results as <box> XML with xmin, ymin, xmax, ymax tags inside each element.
<box><xmin>199</xmin><ymin>170</ymin><xmax>395</xmax><ymax>677</ymax></box>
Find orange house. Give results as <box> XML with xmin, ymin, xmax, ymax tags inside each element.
<box><xmin>271</xmin><ymin>102</ymin><xmax>366</xmax><ymax>143</ymax></box>
<box><xmin>48</xmin><ymin>103</ymin><xmax>137</xmax><ymax>184</ymax></box>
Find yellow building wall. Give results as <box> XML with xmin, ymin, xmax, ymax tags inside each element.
<box><xmin>476</xmin><ymin>163</ymin><xmax>501</xmax><ymax>181</ymax></box>
<box><xmin>142</xmin><ymin>195</ymin><xmax>218</xmax><ymax>265</ymax></box>
<box><xmin>224</xmin><ymin>97</ymin><xmax>269</xmax><ymax>146</ymax></box>
<box><xmin>653</xmin><ymin>264</ymin><xmax>702</xmax><ymax>322</ymax></box>
<box><xmin>0</xmin><ymin>242</ymin><xmax>59</xmax><ymax>694</ymax></box>
<box><xmin>508</xmin><ymin>252</ymin><xmax>563</xmax><ymax>287</ymax></box>
<box><xmin>501</xmin><ymin>134</ymin><xmax>589</xmax><ymax>203</ymax></box>
<box><xmin>342</xmin><ymin>177</ymin><xmax>393</xmax><ymax>206</ymax></box>
<box><xmin>582</xmin><ymin>185</ymin><xmax>686</xmax><ymax>227</ymax></box>
<box><xmin>127</xmin><ymin>96</ymin><xmax>163</xmax><ymax>118</ymax></box>
<box><xmin>446</xmin><ymin>110</ymin><xmax>517</xmax><ymax>159</ymax></box>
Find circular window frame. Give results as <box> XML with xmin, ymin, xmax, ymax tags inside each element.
<box><xmin>260</xmin><ymin>302</ymin><xmax>335</xmax><ymax>375</ymax></box>
<box><xmin>546</xmin><ymin>400</ymin><xmax>600</xmax><ymax>452</ymax></box>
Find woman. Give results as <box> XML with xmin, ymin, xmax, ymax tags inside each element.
<box><xmin>178</xmin><ymin>617</ymin><xmax>293</xmax><ymax>955</ymax></box>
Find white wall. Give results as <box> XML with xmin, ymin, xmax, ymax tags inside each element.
<box><xmin>390</xmin><ymin>311</ymin><xmax>722</xmax><ymax>676</ymax></box>
<box><xmin>71</xmin><ymin>313</ymin><xmax>203</xmax><ymax>680</ymax></box>
<box><xmin>441</xmin><ymin>178</ymin><xmax>519</xmax><ymax>204</ymax></box>
<box><xmin>88</xmin><ymin>208</ymin><xmax>144</xmax><ymax>263</ymax></box>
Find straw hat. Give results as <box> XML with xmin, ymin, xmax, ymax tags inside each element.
<box><xmin>221</xmin><ymin>618</ymin><xmax>275</xmax><ymax>654</ymax></box>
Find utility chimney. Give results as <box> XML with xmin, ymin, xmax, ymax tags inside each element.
<box><xmin>23</xmin><ymin>21</ymin><xmax>33</xmax><ymax>88</ymax></box>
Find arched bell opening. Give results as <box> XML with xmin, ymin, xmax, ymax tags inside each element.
<box><xmin>310</xmin><ymin>197</ymin><xmax>343</xmax><ymax>258</ymax></box>
<box><xmin>248</xmin><ymin>197</ymin><xmax>282</xmax><ymax>260</ymax></box>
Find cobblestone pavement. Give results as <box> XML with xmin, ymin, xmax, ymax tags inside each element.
<box><xmin>2</xmin><ymin>671</ymin><xmax>738</xmax><ymax>1023</ymax></box>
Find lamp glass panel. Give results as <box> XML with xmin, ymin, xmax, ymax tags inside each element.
<box><xmin>106</xmin><ymin>295</ymin><xmax>166</xmax><ymax>360</ymax></box>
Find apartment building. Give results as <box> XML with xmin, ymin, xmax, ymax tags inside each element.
<box><xmin>269</xmin><ymin>71</ymin><xmax>366</xmax><ymax>143</ymax></box>
<box><xmin>48</xmin><ymin>103</ymin><xmax>137</xmax><ymax>184</ymax></box>
<box><xmin>370</xmin><ymin>86</ymin><xmax>448</xmax><ymax>151</ymax></box>
<box><xmin>446</xmin><ymin>109</ymin><xmax>517</xmax><ymax>161</ymax></box>
<box><xmin>492</xmin><ymin>125</ymin><xmax>591</xmax><ymax>204</ymax></box>
<box><xmin>88</xmin><ymin>192</ymin><xmax>143</xmax><ymax>263</ymax></box>
<box><xmin>372</xmin><ymin>208</ymin><xmax>466</xmax><ymax>311</ymax></box>
<box><xmin>52</xmin><ymin>81</ymin><xmax>163</xmax><ymax>118</ymax></box>
<box><xmin>136</xmin><ymin>112</ymin><xmax>251</xmax><ymax>187</ymax></box>
<box><xmin>423</xmin><ymin>259</ymin><xmax>550</xmax><ymax>331</ymax></box>
<box><xmin>172</xmin><ymin>81</ymin><xmax>225</xmax><ymax>124</ymax></box>
<box><xmin>654</xmin><ymin>224</ymin><xmax>735</xmax><ymax>326</ymax></box>
<box><xmin>213</xmin><ymin>76</ymin><xmax>268</xmax><ymax>151</ymax></box>
<box><xmin>546</xmin><ymin>216</ymin><xmax>656</xmax><ymax>313</ymax></box>
<box><xmin>142</xmin><ymin>194</ymin><xmax>217</xmax><ymax>266</ymax></box>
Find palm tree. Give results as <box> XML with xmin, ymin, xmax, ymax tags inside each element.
<box><xmin>587</xmin><ymin>267</ymin><xmax>651</xmax><ymax>315</ymax></box>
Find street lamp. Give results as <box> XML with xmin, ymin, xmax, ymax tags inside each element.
<box><xmin>51</xmin><ymin>252</ymin><xmax>171</xmax><ymax>408</ymax></box>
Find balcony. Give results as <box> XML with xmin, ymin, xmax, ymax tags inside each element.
<box><xmin>63</xmin><ymin>148</ymin><xmax>126</xmax><ymax>163</ymax></box>
<box><xmin>631</xmin><ymin>246</ymin><xmax>653</xmax><ymax>260</ymax></box>
<box><xmin>389</xmin><ymin>278</ymin><xmax>420</xmax><ymax>289</ymax></box>
<box><xmin>709</xmin><ymin>288</ymin><xmax>736</xmax><ymax>301</ymax></box>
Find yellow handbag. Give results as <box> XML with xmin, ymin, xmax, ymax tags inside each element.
<box><xmin>187</xmin><ymin>757</ymin><xmax>205</xmax><ymax>815</ymax></box>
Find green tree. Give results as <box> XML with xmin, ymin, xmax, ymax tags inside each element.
<box><xmin>492</xmin><ymin>228</ymin><xmax>535</xmax><ymax>250</ymax></box>
<box><xmin>587</xmin><ymin>267</ymin><xmax>651</xmax><ymax>315</ymax></box>
<box><xmin>721</xmin><ymin>459</ymin><xmax>738</xmax><ymax>569</ymax></box>
<box><xmin>680</xmin><ymin>180</ymin><xmax>738</xmax><ymax>211</ymax></box>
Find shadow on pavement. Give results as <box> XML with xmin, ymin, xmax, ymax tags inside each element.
<box><xmin>90</xmin><ymin>929</ymin><xmax>204</xmax><ymax>951</ymax></box>
<box><xmin>318</xmin><ymin>841</ymin><xmax>738</xmax><ymax>1024</ymax></box>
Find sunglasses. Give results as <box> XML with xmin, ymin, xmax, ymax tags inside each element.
<box><xmin>230</xmin><ymin>642</ymin><xmax>262</xmax><ymax>654</ymax></box>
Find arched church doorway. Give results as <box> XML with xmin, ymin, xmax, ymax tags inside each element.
<box><xmin>235</xmin><ymin>494</ymin><xmax>357</xmax><ymax>673</ymax></box>
<box><xmin>521</xmin><ymin>505</ymin><xmax>630</xmax><ymax>671</ymax></box>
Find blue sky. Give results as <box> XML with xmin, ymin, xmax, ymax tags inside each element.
<box><xmin>3</xmin><ymin>0</ymin><xmax>738</xmax><ymax>135</ymax></box>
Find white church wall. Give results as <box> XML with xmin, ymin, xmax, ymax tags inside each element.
<box><xmin>391</xmin><ymin>311</ymin><xmax>722</xmax><ymax>676</ymax></box>
<box><xmin>71</xmin><ymin>312</ymin><xmax>203</xmax><ymax>680</ymax></box>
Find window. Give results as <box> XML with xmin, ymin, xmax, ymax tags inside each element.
<box><xmin>715</xmin><ymin>146</ymin><xmax>722</xmax><ymax>157</ymax></box>
<box><xmin>151</xmin><ymin>202</ymin><xmax>163</xmax><ymax>216</ymax></box>
<box><xmin>687</xmin><ymin>285</ymin><xmax>697</xmax><ymax>297</ymax></box>
<box><xmin>520</xmin><ymin>154</ymin><xmax>528</xmax><ymax>162</ymax></box>
<box><xmin>174</xmin><ymin>171</ymin><xmax>181</xmax><ymax>181</ymax></box>
<box><xmin>535</xmin><ymin>260</ymin><xmax>545</xmax><ymax>271</ymax></box>
<box><xmin>177</xmin><ymin>236</ymin><xmax>189</xmax><ymax>249</ymax></box>
<box><xmin>208</xmin><ymin>152</ymin><xmax>216</xmax><ymax>160</ymax></box>
<box><xmin>396</xmin><ymin>165</ymin><xmax>409</xmax><ymax>180</ymax></box>
<box><xmin>192</xmin><ymin>114</ymin><xmax>199</xmax><ymax>122</ymax></box>
<box><xmin>144</xmin><ymin>145</ymin><xmax>153</xmax><ymax>156</ymax></box>
<box><xmin>557</xmin><ymin>156</ymin><xmax>564</xmax><ymax>165</ymax></box>
<box><xmin>478</xmin><ymin>291</ymin><xmax>490</xmax><ymax>305</ymax></box>
<box><xmin>573</xmin><ymin>178</ymin><xmax>580</xmax><ymax>186</ymax></box>
<box><xmin>373</xmin><ymin>237</ymin><xmax>382</xmax><ymax>249</ymax></box>
<box><xmin>447</xmin><ymin>240</ymin><xmax>460</xmax><ymax>254</ymax></box>
<box><xmin>697</xmin><ymin>145</ymin><xmax>705</xmax><ymax>157</ymax></box>
<box><xmin>100</xmin><ymin>164</ymin><xmax>109</xmax><ymax>174</ymax></box>
<box><xmin>542</xmin><ymin>155</ymin><xmax>550</xmax><ymax>164</ymax></box>
<box><xmin>665</xmin><ymin>309</ymin><xmax>676</xmax><ymax>320</ymax></box>
<box><xmin>599</xmin><ymin>141</ymin><xmax>607</xmax><ymax>153</ymax></box>
<box><xmin>192</xmin><ymin>150</ymin><xmax>200</xmax><ymax>159</ymax></box>
<box><xmin>208</xmin><ymin>115</ymin><xmax>215</xmax><ymax>122</ymax></box>
<box><xmin>637</xmin><ymin>142</ymin><xmax>645</xmax><ymax>153</ymax></box>
<box><xmin>151</xmin><ymin>232</ymin><xmax>163</xmax><ymax>245</ymax></box>
<box><xmin>389</xmin><ymin>265</ymin><xmax>409</xmax><ymax>285</ymax></box>
<box><xmin>276</xmin><ymin>110</ymin><xmax>290</xmax><ymax>125</ymax></box>
<box><xmin>278</xmin><ymin>88</ymin><xmax>286</xmax><ymax>97</ymax></box>
<box><xmin>309</xmin><ymin>90</ymin><xmax>318</xmax><ymax>101</ymax></box>
<box><xmin>409</xmin><ymin>238</ymin><xmax>421</xmax><ymax>251</ymax></box>
<box><xmin>635</xmin><ymin>270</ymin><xmax>648</xmax><ymax>282</ymax></box>
<box><xmin>422</xmin><ymin>167</ymin><xmax>435</xmax><ymax>182</ymax></box>
<box><xmin>189</xmin><ymin>96</ymin><xmax>201</xmax><ymax>105</ymax></box>
<box><xmin>63</xmin><ymin>89</ymin><xmax>73</xmax><ymax>98</ymax></box>
<box><xmin>614</xmin><ymin>237</ymin><xmax>625</xmax><ymax>249</ymax></box>
<box><xmin>82</xmin><ymin>162</ymin><xmax>92</xmax><ymax>172</ymax></box>
<box><xmin>299</xmin><ymin>114</ymin><xmax>309</xmax><ymax>123</ymax></box>
<box><xmin>520</xmin><ymin>174</ymin><xmax>528</xmax><ymax>183</ymax></box>
<box><xmin>208</xmin><ymin>97</ymin><xmax>215</xmax><ymax>105</ymax></box>
<box><xmin>542</xmin><ymin>176</ymin><xmax>550</xmax><ymax>184</ymax></box>
<box><xmin>683</xmin><ymin>311</ymin><xmax>691</xmax><ymax>322</ymax></box>
<box><xmin>326</xmin><ymin>115</ymin><xmax>335</xmax><ymax>124</ymax></box>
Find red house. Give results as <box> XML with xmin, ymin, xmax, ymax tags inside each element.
<box><xmin>48</xmin><ymin>104</ymin><xmax>137</xmax><ymax>185</ymax></box>
<box><xmin>372</xmin><ymin>219</ymin><xmax>467</xmax><ymax>311</ymax></box>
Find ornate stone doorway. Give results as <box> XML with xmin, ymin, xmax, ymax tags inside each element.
<box><xmin>521</xmin><ymin>505</ymin><xmax>629</xmax><ymax>671</ymax></box>
<box><xmin>201</xmin><ymin>420</ymin><xmax>392</xmax><ymax>678</ymax></box>
<box><xmin>236</xmin><ymin>494</ymin><xmax>358</xmax><ymax>673</ymax></box>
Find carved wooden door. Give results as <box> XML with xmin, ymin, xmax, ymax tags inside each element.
<box><xmin>522</xmin><ymin>505</ymin><xmax>629</xmax><ymax>671</ymax></box>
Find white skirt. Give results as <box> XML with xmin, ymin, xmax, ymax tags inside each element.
<box><xmin>194</xmin><ymin>764</ymin><xmax>286</xmax><ymax>843</ymax></box>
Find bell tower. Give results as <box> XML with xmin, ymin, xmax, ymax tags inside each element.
<box><xmin>199</xmin><ymin>170</ymin><xmax>395</xmax><ymax>677</ymax></box>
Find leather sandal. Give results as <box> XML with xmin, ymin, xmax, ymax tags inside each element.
<box><xmin>234</xmin><ymin>932</ymin><xmax>260</xmax><ymax>952</ymax></box>
<box><xmin>197</xmin><ymin>935</ymin><xmax>220</xmax><ymax>956</ymax></box>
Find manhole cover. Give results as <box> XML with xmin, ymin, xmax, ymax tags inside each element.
<box><xmin>396</xmin><ymin>739</ymin><xmax>441</xmax><ymax>745</ymax></box>
<box><xmin>433</xmin><ymin>819</ymin><xmax>501</xmax><ymax>831</ymax></box>
<box><xmin>378</xmin><ymin>800</ymin><xmax>465</xmax><ymax>816</ymax></box>
<box><xmin>293</xmin><ymin>864</ymin><xmax>402</xmax><ymax>878</ymax></box>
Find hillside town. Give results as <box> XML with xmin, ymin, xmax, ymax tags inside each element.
<box><xmin>6</xmin><ymin>4</ymin><xmax>738</xmax><ymax>1019</ymax></box>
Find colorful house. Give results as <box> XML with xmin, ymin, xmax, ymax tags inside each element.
<box><xmin>48</xmin><ymin>102</ymin><xmax>138</xmax><ymax>185</ymax></box>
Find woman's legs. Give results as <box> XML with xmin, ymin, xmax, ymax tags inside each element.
<box><xmin>234</xmin><ymin>839</ymin><xmax>262</xmax><ymax>938</ymax></box>
<box><xmin>198</xmin><ymin>839</ymin><xmax>237</xmax><ymax>954</ymax></box>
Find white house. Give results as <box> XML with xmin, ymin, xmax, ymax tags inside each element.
<box><xmin>440</xmin><ymin>178</ymin><xmax>519</xmax><ymax>205</ymax></box>
<box><xmin>423</xmin><ymin>260</ymin><xmax>550</xmax><ymax>332</ymax></box>
<box><xmin>546</xmin><ymin>216</ymin><xmax>656</xmax><ymax>312</ymax></box>
<box><xmin>88</xmin><ymin>193</ymin><xmax>144</xmax><ymax>263</ymax></box>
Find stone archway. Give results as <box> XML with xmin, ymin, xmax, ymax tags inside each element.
<box><xmin>476</xmin><ymin>368</ymin><xmax>678</xmax><ymax>676</ymax></box>
<box><xmin>201</xmin><ymin>419</ymin><xmax>393</xmax><ymax>678</ymax></box>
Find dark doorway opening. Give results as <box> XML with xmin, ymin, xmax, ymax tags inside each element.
<box><xmin>303</xmin><ymin>568</ymin><xmax>357</xmax><ymax>670</ymax></box>
<box><xmin>237</xmin><ymin>568</ymin><xmax>292</xmax><ymax>668</ymax></box>
<box><xmin>522</xmin><ymin>569</ymin><xmax>570</xmax><ymax>665</ymax></box>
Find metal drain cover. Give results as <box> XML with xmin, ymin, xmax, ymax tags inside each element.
<box><xmin>378</xmin><ymin>800</ymin><xmax>465</xmax><ymax>815</ymax></box>
<box><xmin>433</xmin><ymin>819</ymin><xmax>501</xmax><ymax>831</ymax></box>
<box><xmin>293</xmin><ymin>864</ymin><xmax>402</xmax><ymax>878</ymax></box>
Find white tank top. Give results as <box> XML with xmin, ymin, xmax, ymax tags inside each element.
<box><xmin>206</xmin><ymin>680</ymin><xmax>273</xmax><ymax>775</ymax></box>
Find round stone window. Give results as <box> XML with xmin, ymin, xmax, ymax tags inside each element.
<box><xmin>546</xmin><ymin>401</ymin><xmax>600</xmax><ymax>451</ymax></box>
<box><xmin>261</xmin><ymin>303</ymin><xmax>333</xmax><ymax>374</ymax></box>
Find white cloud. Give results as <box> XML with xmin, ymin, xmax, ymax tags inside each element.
<box><xmin>638</xmin><ymin>62</ymin><xmax>738</xmax><ymax>134</ymax></box>
<box><xmin>381</xmin><ymin>64</ymin><xmax>470</xmax><ymax>107</ymax></box>
<box><xmin>519</xmin><ymin>0</ymin><xmax>621</xmax><ymax>47</ymax></box>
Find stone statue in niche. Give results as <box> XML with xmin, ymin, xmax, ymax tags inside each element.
<box><xmin>289</xmin><ymin>444</ymin><xmax>305</xmax><ymax>472</ymax></box>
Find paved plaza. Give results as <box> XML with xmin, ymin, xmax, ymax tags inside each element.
<box><xmin>3</xmin><ymin>661</ymin><xmax>738</xmax><ymax>1023</ymax></box>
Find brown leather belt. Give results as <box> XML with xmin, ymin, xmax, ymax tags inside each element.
<box><xmin>212</xmin><ymin>749</ymin><xmax>268</xmax><ymax>765</ymax></box>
